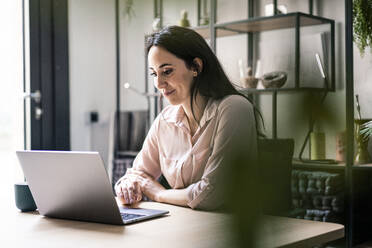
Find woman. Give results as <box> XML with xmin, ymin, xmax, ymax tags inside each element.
<box><xmin>115</xmin><ymin>25</ymin><xmax>258</xmax><ymax>210</ymax></box>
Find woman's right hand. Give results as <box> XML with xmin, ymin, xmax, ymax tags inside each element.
<box><xmin>114</xmin><ymin>170</ymin><xmax>143</xmax><ymax>205</ymax></box>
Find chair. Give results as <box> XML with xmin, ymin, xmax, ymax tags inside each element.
<box><xmin>258</xmin><ymin>138</ymin><xmax>294</xmax><ymax>216</ymax></box>
<box><xmin>107</xmin><ymin>110</ymin><xmax>148</xmax><ymax>188</ymax></box>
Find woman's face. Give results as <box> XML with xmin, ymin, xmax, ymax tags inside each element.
<box><xmin>148</xmin><ymin>46</ymin><xmax>196</xmax><ymax>106</ymax></box>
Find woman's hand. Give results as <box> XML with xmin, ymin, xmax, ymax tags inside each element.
<box><xmin>114</xmin><ymin>169</ymin><xmax>143</xmax><ymax>205</ymax></box>
<box><xmin>131</xmin><ymin>170</ymin><xmax>166</xmax><ymax>202</ymax></box>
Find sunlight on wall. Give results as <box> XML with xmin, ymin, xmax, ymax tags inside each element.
<box><xmin>0</xmin><ymin>0</ymin><xmax>26</xmax><ymax>199</ymax></box>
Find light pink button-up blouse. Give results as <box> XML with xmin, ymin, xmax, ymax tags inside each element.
<box><xmin>132</xmin><ymin>94</ymin><xmax>257</xmax><ymax>210</ymax></box>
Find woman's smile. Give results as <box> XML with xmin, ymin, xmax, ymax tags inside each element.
<box><xmin>163</xmin><ymin>89</ymin><xmax>175</xmax><ymax>97</ymax></box>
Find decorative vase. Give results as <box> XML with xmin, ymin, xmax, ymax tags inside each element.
<box><xmin>335</xmin><ymin>131</ymin><xmax>346</xmax><ymax>162</ymax></box>
<box><xmin>179</xmin><ymin>10</ymin><xmax>190</xmax><ymax>27</ymax></box>
<box><xmin>354</xmin><ymin>119</ymin><xmax>372</xmax><ymax>164</ymax></box>
<box><xmin>261</xmin><ymin>71</ymin><xmax>287</xmax><ymax>88</ymax></box>
<box><xmin>152</xmin><ymin>17</ymin><xmax>161</xmax><ymax>32</ymax></box>
<box><xmin>310</xmin><ymin>132</ymin><xmax>326</xmax><ymax>160</ymax></box>
<box><xmin>200</xmin><ymin>0</ymin><xmax>209</xmax><ymax>25</ymax></box>
<box><xmin>241</xmin><ymin>77</ymin><xmax>259</xmax><ymax>88</ymax></box>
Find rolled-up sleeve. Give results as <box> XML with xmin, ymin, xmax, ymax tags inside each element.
<box><xmin>186</xmin><ymin>96</ymin><xmax>258</xmax><ymax>210</ymax></box>
<box><xmin>132</xmin><ymin>115</ymin><xmax>162</xmax><ymax>179</ymax></box>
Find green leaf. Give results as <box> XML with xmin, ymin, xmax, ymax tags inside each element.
<box><xmin>361</xmin><ymin>120</ymin><xmax>372</xmax><ymax>140</ymax></box>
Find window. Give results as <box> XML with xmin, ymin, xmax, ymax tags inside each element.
<box><xmin>0</xmin><ymin>0</ymin><xmax>27</xmax><ymax>196</ymax></box>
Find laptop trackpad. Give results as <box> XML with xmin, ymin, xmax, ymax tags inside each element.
<box><xmin>118</xmin><ymin>206</ymin><xmax>169</xmax><ymax>223</ymax></box>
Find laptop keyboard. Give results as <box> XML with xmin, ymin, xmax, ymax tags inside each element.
<box><xmin>120</xmin><ymin>213</ymin><xmax>145</xmax><ymax>221</ymax></box>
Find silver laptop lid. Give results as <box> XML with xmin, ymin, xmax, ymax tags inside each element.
<box><xmin>16</xmin><ymin>151</ymin><xmax>124</xmax><ymax>225</ymax></box>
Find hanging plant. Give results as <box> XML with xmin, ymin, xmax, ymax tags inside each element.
<box><xmin>123</xmin><ymin>0</ymin><xmax>135</xmax><ymax>21</ymax></box>
<box><xmin>353</xmin><ymin>0</ymin><xmax>372</xmax><ymax>55</ymax></box>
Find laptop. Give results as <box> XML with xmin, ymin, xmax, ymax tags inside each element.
<box><xmin>16</xmin><ymin>150</ymin><xmax>169</xmax><ymax>225</ymax></box>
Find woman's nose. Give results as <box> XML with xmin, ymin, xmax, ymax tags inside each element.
<box><xmin>154</xmin><ymin>76</ymin><xmax>167</xmax><ymax>89</ymax></box>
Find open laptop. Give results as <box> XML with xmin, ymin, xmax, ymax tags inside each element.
<box><xmin>16</xmin><ymin>150</ymin><xmax>169</xmax><ymax>225</ymax></box>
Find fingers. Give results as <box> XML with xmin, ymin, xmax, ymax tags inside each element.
<box><xmin>115</xmin><ymin>178</ymin><xmax>142</xmax><ymax>205</ymax></box>
<box><xmin>115</xmin><ymin>186</ymin><xmax>126</xmax><ymax>205</ymax></box>
<box><xmin>123</xmin><ymin>187</ymin><xmax>130</xmax><ymax>204</ymax></box>
<box><xmin>133</xmin><ymin>181</ymin><xmax>142</xmax><ymax>202</ymax></box>
<box><xmin>126</xmin><ymin>182</ymin><xmax>139</xmax><ymax>205</ymax></box>
<box><xmin>114</xmin><ymin>170</ymin><xmax>151</xmax><ymax>205</ymax></box>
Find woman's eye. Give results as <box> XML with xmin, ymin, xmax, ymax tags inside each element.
<box><xmin>150</xmin><ymin>72</ymin><xmax>157</xmax><ymax>77</ymax></box>
<box><xmin>164</xmin><ymin>69</ymin><xmax>173</xmax><ymax>75</ymax></box>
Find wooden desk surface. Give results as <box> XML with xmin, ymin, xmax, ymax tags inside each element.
<box><xmin>0</xmin><ymin>201</ymin><xmax>343</xmax><ymax>248</ymax></box>
<box><xmin>256</xmin><ymin>215</ymin><xmax>344</xmax><ymax>248</ymax></box>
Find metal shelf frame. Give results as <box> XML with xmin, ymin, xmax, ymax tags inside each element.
<box><xmin>345</xmin><ymin>0</ymin><xmax>354</xmax><ymax>246</ymax></box>
<box><xmin>192</xmin><ymin>2</ymin><xmax>336</xmax><ymax>140</ymax></box>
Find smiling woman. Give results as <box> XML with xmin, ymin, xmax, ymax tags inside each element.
<box><xmin>114</xmin><ymin>26</ymin><xmax>259</xmax><ymax>211</ymax></box>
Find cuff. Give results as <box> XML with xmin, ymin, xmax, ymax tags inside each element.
<box><xmin>186</xmin><ymin>178</ymin><xmax>215</xmax><ymax>209</ymax></box>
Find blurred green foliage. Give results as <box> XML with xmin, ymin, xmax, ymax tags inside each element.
<box><xmin>353</xmin><ymin>0</ymin><xmax>372</xmax><ymax>55</ymax></box>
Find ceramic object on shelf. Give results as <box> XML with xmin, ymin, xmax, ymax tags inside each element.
<box><xmin>179</xmin><ymin>10</ymin><xmax>190</xmax><ymax>27</ymax></box>
<box><xmin>238</xmin><ymin>62</ymin><xmax>259</xmax><ymax>88</ymax></box>
<box><xmin>200</xmin><ymin>0</ymin><xmax>209</xmax><ymax>25</ymax></box>
<box><xmin>335</xmin><ymin>131</ymin><xmax>346</xmax><ymax>162</ymax></box>
<box><xmin>310</xmin><ymin>132</ymin><xmax>326</xmax><ymax>160</ymax></box>
<box><xmin>241</xmin><ymin>77</ymin><xmax>259</xmax><ymax>88</ymax></box>
<box><xmin>262</xmin><ymin>71</ymin><xmax>287</xmax><ymax>89</ymax></box>
<box><xmin>152</xmin><ymin>17</ymin><xmax>161</xmax><ymax>32</ymax></box>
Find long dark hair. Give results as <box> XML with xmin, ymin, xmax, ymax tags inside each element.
<box><xmin>145</xmin><ymin>25</ymin><xmax>264</xmax><ymax>134</ymax></box>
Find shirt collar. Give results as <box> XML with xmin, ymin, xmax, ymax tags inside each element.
<box><xmin>162</xmin><ymin>98</ymin><xmax>219</xmax><ymax>127</ymax></box>
<box><xmin>199</xmin><ymin>98</ymin><xmax>218</xmax><ymax>127</ymax></box>
<box><xmin>162</xmin><ymin>104</ymin><xmax>185</xmax><ymax>124</ymax></box>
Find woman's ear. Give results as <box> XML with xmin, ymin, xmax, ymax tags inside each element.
<box><xmin>192</xmin><ymin>57</ymin><xmax>203</xmax><ymax>74</ymax></box>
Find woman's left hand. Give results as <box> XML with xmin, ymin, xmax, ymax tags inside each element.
<box><xmin>131</xmin><ymin>170</ymin><xmax>166</xmax><ymax>202</ymax></box>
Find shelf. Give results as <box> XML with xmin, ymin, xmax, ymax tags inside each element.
<box><xmin>193</xmin><ymin>12</ymin><xmax>334</xmax><ymax>39</ymax></box>
<box><xmin>192</xmin><ymin>25</ymin><xmax>210</xmax><ymax>39</ymax></box>
<box><xmin>293</xmin><ymin>160</ymin><xmax>372</xmax><ymax>171</ymax></box>
<box><xmin>239</xmin><ymin>87</ymin><xmax>330</xmax><ymax>94</ymax></box>
<box><xmin>292</xmin><ymin>159</ymin><xmax>345</xmax><ymax>171</ymax></box>
<box><xmin>352</xmin><ymin>163</ymin><xmax>372</xmax><ymax>171</ymax></box>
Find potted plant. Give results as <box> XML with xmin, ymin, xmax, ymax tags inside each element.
<box><xmin>353</xmin><ymin>0</ymin><xmax>372</xmax><ymax>55</ymax></box>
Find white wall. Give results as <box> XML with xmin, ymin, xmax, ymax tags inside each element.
<box><xmin>354</xmin><ymin>48</ymin><xmax>372</xmax><ymax>118</ymax></box>
<box><xmin>120</xmin><ymin>0</ymin><xmax>154</xmax><ymax>111</ymax></box>
<box><xmin>69</xmin><ymin>0</ymin><xmax>157</xmax><ymax>166</ymax></box>
<box><xmin>0</xmin><ymin>0</ymin><xmax>26</xmax><ymax>185</ymax></box>
<box><xmin>69</xmin><ymin>0</ymin><xmax>117</xmax><ymax>165</ymax></box>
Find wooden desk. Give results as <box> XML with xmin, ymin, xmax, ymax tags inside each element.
<box><xmin>256</xmin><ymin>215</ymin><xmax>344</xmax><ymax>248</ymax></box>
<box><xmin>0</xmin><ymin>201</ymin><xmax>343</xmax><ymax>248</ymax></box>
